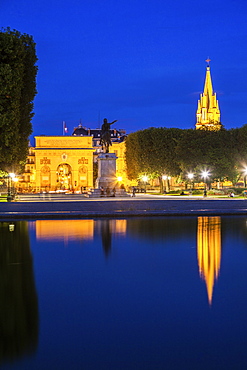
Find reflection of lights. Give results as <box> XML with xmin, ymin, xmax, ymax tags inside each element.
<box><xmin>110</xmin><ymin>219</ymin><xmax>127</xmax><ymax>234</ymax></box>
<box><xmin>9</xmin><ymin>224</ymin><xmax>15</xmax><ymax>232</ymax></box>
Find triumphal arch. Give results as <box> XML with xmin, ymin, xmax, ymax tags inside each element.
<box><xmin>34</xmin><ymin>136</ymin><xmax>94</xmax><ymax>192</ymax></box>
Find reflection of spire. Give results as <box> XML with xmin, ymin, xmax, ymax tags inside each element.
<box><xmin>197</xmin><ymin>216</ymin><xmax>221</xmax><ymax>305</ymax></box>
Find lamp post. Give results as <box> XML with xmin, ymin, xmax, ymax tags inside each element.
<box><xmin>142</xmin><ymin>175</ymin><xmax>148</xmax><ymax>193</ymax></box>
<box><xmin>162</xmin><ymin>175</ymin><xmax>167</xmax><ymax>193</ymax></box>
<box><xmin>243</xmin><ymin>168</ymin><xmax>247</xmax><ymax>188</ymax></box>
<box><xmin>7</xmin><ymin>173</ymin><xmax>16</xmax><ymax>201</ymax></box>
<box><xmin>201</xmin><ymin>171</ymin><xmax>209</xmax><ymax>197</ymax></box>
<box><xmin>187</xmin><ymin>173</ymin><xmax>194</xmax><ymax>195</ymax></box>
<box><xmin>167</xmin><ymin>176</ymin><xmax>171</xmax><ymax>191</ymax></box>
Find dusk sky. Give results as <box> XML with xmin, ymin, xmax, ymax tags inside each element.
<box><xmin>2</xmin><ymin>0</ymin><xmax>247</xmax><ymax>139</ymax></box>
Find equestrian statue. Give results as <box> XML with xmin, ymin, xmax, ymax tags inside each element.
<box><xmin>100</xmin><ymin>118</ymin><xmax>117</xmax><ymax>153</ymax></box>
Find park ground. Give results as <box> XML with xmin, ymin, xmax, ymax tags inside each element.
<box><xmin>1</xmin><ymin>193</ymin><xmax>247</xmax><ymax>219</ymax></box>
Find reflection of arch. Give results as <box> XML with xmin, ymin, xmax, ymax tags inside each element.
<box><xmin>78</xmin><ymin>166</ymin><xmax>88</xmax><ymax>188</ymax></box>
<box><xmin>56</xmin><ymin>163</ymin><xmax>72</xmax><ymax>190</ymax></box>
<box><xmin>40</xmin><ymin>166</ymin><xmax>51</xmax><ymax>188</ymax></box>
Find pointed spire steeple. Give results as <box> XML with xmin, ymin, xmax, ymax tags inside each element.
<box><xmin>196</xmin><ymin>59</ymin><xmax>222</xmax><ymax>131</ymax></box>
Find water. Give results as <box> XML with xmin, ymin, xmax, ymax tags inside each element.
<box><xmin>1</xmin><ymin>216</ymin><xmax>247</xmax><ymax>370</ymax></box>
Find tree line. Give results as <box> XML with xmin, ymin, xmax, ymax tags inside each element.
<box><xmin>125</xmin><ymin>126</ymin><xmax>247</xmax><ymax>191</ymax></box>
<box><xmin>0</xmin><ymin>28</ymin><xmax>38</xmax><ymax>174</ymax></box>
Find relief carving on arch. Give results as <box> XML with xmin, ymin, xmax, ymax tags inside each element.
<box><xmin>79</xmin><ymin>166</ymin><xmax>87</xmax><ymax>174</ymax></box>
<box><xmin>41</xmin><ymin>165</ymin><xmax>50</xmax><ymax>174</ymax></box>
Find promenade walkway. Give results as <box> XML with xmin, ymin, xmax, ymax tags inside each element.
<box><xmin>1</xmin><ymin>193</ymin><xmax>247</xmax><ymax>219</ymax></box>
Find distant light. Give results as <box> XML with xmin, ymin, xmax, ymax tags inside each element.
<box><xmin>117</xmin><ymin>176</ymin><xmax>122</xmax><ymax>182</ymax></box>
<box><xmin>201</xmin><ymin>170</ymin><xmax>209</xmax><ymax>179</ymax></box>
<box><xmin>188</xmin><ymin>173</ymin><xmax>194</xmax><ymax>180</ymax></box>
<box><xmin>142</xmin><ymin>175</ymin><xmax>148</xmax><ymax>182</ymax></box>
<box><xmin>9</xmin><ymin>173</ymin><xmax>15</xmax><ymax>178</ymax></box>
<box><xmin>162</xmin><ymin>175</ymin><xmax>167</xmax><ymax>180</ymax></box>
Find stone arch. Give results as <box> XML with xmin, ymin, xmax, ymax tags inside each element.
<box><xmin>56</xmin><ymin>163</ymin><xmax>72</xmax><ymax>190</ymax></box>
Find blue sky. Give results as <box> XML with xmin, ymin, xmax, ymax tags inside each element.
<box><xmin>1</xmin><ymin>0</ymin><xmax>247</xmax><ymax>137</ymax></box>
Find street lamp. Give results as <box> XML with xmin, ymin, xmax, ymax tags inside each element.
<box><xmin>187</xmin><ymin>173</ymin><xmax>194</xmax><ymax>195</ymax></box>
<box><xmin>142</xmin><ymin>175</ymin><xmax>148</xmax><ymax>193</ymax></box>
<box><xmin>167</xmin><ymin>176</ymin><xmax>171</xmax><ymax>191</ymax></box>
<box><xmin>162</xmin><ymin>175</ymin><xmax>167</xmax><ymax>193</ymax></box>
<box><xmin>201</xmin><ymin>170</ymin><xmax>209</xmax><ymax>197</ymax></box>
<box><xmin>7</xmin><ymin>173</ymin><xmax>16</xmax><ymax>201</ymax></box>
<box><xmin>243</xmin><ymin>168</ymin><xmax>247</xmax><ymax>187</ymax></box>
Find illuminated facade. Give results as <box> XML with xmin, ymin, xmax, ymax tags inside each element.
<box><xmin>19</xmin><ymin>128</ymin><xmax>128</xmax><ymax>193</ymax></box>
<box><xmin>196</xmin><ymin>60</ymin><xmax>222</xmax><ymax>131</ymax></box>
<box><xmin>197</xmin><ymin>216</ymin><xmax>221</xmax><ymax>304</ymax></box>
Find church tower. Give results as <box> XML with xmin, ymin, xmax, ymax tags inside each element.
<box><xmin>196</xmin><ymin>59</ymin><xmax>222</xmax><ymax>131</ymax></box>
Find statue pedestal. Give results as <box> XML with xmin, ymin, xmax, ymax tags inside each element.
<box><xmin>95</xmin><ymin>153</ymin><xmax>117</xmax><ymax>189</ymax></box>
<box><xmin>86</xmin><ymin>153</ymin><xmax>129</xmax><ymax>197</ymax></box>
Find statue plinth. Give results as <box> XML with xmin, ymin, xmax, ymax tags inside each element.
<box><xmin>86</xmin><ymin>152</ymin><xmax>130</xmax><ymax>197</ymax></box>
<box><xmin>95</xmin><ymin>152</ymin><xmax>117</xmax><ymax>189</ymax></box>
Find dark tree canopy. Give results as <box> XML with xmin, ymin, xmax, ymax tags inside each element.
<box><xmin>125</xmin><ymin>127</ymin><xmax>182</xmax><ymax>191</ymax></box>
<box><xmin>125</xmin><ymin>125</ymin><xmax>247</xmax><ymax>187</ymax></box>
<box><xmin>176</xmin><ymin>129</ymin><xmax>238</xmax><ymax>182</ymax></box>
<box><xmin>0</xmin><ymin>28</ymin><xmax>38</xmax><ymax>173</ymax></box>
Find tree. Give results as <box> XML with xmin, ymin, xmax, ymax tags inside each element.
<box><xmin>176</xmin><ymin>129</ymin><xmax>238</xmax><ymax>185</ymax></box>
<box><xmin>125</xmin><ymin>127</ymin><xmax>182</xmax><ymax>191</ymax></box>
<box><xmin>0</xmin><ymin>28</ymin><xmax>38</xmax><ymax>173</ymax></box>
<box><xmin>125</xmin><ymin>131</ymin><xmax>143</xmax><ymax>180</ymax></box>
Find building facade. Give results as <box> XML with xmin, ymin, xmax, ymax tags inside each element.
<box><xmin>18</xmin><ymin>127</ymin><xmax>128</xmax><ymax>193</ymax></box>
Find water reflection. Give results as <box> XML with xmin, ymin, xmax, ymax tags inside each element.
<box><xmin>197</xmin><ymin>216</ymin><xmax>221</xmax><ymax>304</ymax></box>
<box><xmin>0</xmin><ymin>222</ymin><xmax>38</xmax><ymax>365</ymax></box>
<box><xmin>35</xmin><ymin>217</ymin><xmax>223</xmax><ymax>303</ymax></box>
<box><xmin>1</xmin><ymin>216</ymin><xmax>247</xmax><ymax>369</ymax></box>
<box><xmin>35</xmin><ymin>219</ymin><xmax>127</xmax><ymax>256</ymax></box>
<box><xmin>35</xmin><ymin>219</ymin><xmax>94</xmax><ymax>241</ymax></box>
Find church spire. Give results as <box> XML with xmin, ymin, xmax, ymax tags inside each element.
<box><xmin>196</xmin><ymin>59</ymin><xmax>222</xmax><ymax>131</ymax></box>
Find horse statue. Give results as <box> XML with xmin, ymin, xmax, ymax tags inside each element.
<box><xmin>100</xmin><ymin>118</ymin><xmax>117</xmax><ymax>153</ymax></box>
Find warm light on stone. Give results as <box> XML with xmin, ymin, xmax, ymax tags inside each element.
<box><xmin>196</xmin><ymin>62</ymin><xmax>222</xmax><ymax>131</ymax></box>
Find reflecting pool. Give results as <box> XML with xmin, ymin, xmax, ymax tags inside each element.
<box><xmin>1</xmin><ymin>216</ymin><xmax>247</xmax><ymax>369</ymax></box>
